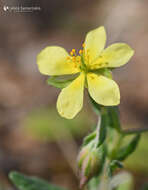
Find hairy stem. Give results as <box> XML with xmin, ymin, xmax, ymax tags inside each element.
<box><xmin>98</xmin><ymin>159</ymin><xmax>110</xmax><ymax>190</ymax></box>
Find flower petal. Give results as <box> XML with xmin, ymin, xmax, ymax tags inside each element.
<box><xmin>91</xmin><ymin>43</ymin><xmax>134</xmax><ymax>69</ymax></box>
<box><xmin>37</xmin><ymin>46</ymin><xmax>80</xmax><ymax>76</ymax></box>
<box><xmin>87</xmin><ymin>73</ymin><xmax>120</xmax><ymax>106</ymax></box>
<box><xmin>84</xmin><ymin>26</ymin><xmax>106</xmax><ymax>64</ymax></box>
<box><xmin>57</xmin><ymin>73</ymin><xmax>85</xmax><ymax>119</ymax></box>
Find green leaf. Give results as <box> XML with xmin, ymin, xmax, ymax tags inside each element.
<box><xmin>96</xmin><ymin>112</ymin><xmax>107</xmax><ymax>147</ymax></box>
<box><xmin>108</xmin><ymin>106</ymin><xmax>121</xmax><ymax>132</ymax></box>
<box><xmin>82</xmin><ymin>131</ymin><xmax>97</xmax><ymax>146</ymax></box>
<box><xmin>47</xmin><ymin>77</ymin><xmax>74</xmax><ymax>89</ymax></box>
<box><xmin>124</xmin><ymin>133</ymin><xmax>148</xmax><ymax>174</ymax></box>
<box><xmin>9</xmin><ymin>171</ymin><xmax>67</xmax><ymax>190</ymax></box>
<box><xmin>93</xmin><ymin>68</ymin><xmax>112</xmax><ymax>79</ymax></box>
<box><xmin>89</xmin><ymin>98</ymin><xmax>108</xmax><ymax>147</ymax></box>
<box><xmin>116</xmin><ymin>134</ymin><xmax>141</xmax><ymax>161</ymax></box>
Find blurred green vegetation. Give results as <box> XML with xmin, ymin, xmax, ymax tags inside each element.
<box><xmin>125</xmin><ymin>133</ymin><xmax>148</xmax><ymax>175</ymax></box>
<box><xmin>23</xmin><ymin>107</ymin><xmax>95</xmax><ymax>142</ymax></box>
<box><xmin>23</xmin><ymin>107</ymin><xmax>148</xmax><ymax>176</ymax></box>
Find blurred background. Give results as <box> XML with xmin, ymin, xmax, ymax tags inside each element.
<box><xmin>0</xmin><ymin>0</ymin><xmax>148</xmax><ymax>189</ymax></box>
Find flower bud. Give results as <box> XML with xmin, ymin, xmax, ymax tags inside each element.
<box><xmin>77</xmin><ymin>145</ymin><xmax>102</xmax><ymax>188</ymax></box>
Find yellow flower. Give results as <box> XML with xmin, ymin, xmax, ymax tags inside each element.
<box><xmin>37</xmin><ymin>26</ymin><xmax>134</xmax><ymax>119</ymax></box>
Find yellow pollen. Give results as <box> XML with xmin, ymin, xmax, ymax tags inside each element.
<box><xmin>72</xmin><ymin>49</ymin><xmax>76</xmax><ymax>53</ymax></box>
<box><xmin>82</xmin><ymin>43</ymin><xmax>85</xmax><ymax>48</ymax></box>
<box><xmin>70</xmin><ymin>51</ymin><xmax>74</xmax><ymax>56</ymax></box>
<box><xmin>84</xmin><ymin>49</ymin><xmax>90</xmax><ymax>64</ymax></box>
<box><xmin>70</xmin><ymin>49</ymin><xmax>77</xmax><ymax>56</ymax></box>
<box><xmin>79</xmin><ymin>50</ymin><xmax>83</xmax><ymax>55</ymax></box>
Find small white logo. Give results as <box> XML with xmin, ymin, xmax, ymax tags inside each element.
<box><xmin>3</xmin><ymin>5</ymin><xmax>9</xmax><ymax>11</ymax></box>
<box><xmin>3</xmin><ymin>5</ymin><xmax>41</xmax><ymax>13</ymax></box>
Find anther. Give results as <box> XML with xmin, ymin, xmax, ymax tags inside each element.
<box><xmin>72</xmin><ymin>49</ymin><xmax>76</xmax><ymax>53</ymax></box>
<box><xmin>79</xmin><ymin>50</ymin><xmax>83</xmax><ymax>55</ymax></box>
<box><xmin>82</xmin><ymin>43</ymin><xmax>85</xmax><ymax>48</ymax></box>
<box><xmin>70</xmin><ymin>51</ymin><xmax>74</xmax><ymax>56</ymax></box>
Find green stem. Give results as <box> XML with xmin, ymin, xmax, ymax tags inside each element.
<box><xmin>109</xmin><ymin>133</ymin><xmax>124</xmax><ymax>160</ymax></box>
<box><xmin>94</xmin><ymin>115</ymin><xmax>101</xmax><ymax>148</ymax></box>
<box><xmin>98</xmin><ymin>159</ymin><xmax>110</xmax><ymax>190</ymax></box>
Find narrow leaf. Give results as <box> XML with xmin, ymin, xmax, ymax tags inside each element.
<box><xmin>82</xmin><ymin>131</ymin><xmax>96</xmax><ymax>146</ymax></box>
<box><xmin>96</xmin><ymin>113</ymin><xmax>107</xmax><ymax>147</ymax></box>
<box><xmin>108</xmin><ymin>106</ymin><xmax>121</xmax><ymax>132</ymax></box>
<box><xmin>116</xmin><ymin>134</ymin><xmax>141</xmax><ymax>161</ymax></box>
<box><xmin>9</xmin><ymin>171</ymin><xmax>67</xmax><ymax>190</ymax></box>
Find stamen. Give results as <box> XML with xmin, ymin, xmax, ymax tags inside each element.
<box><xmin>70</xmin><ymin>49</ymin><xmax>76</xmax><ymax>56</ymax></box>
<box><xmin>68</xmin><ymin>48</ymin><xmax>83</xmax><ymax>70</ymax></box>
<box><xmin>82</xmin><ymin>43</ymin><xmax>85</xmax><ymax>48</ymax></box>
<box><xmin>79</xmin><ymin>50</ymin><xmax>83</xmax><ymax>55</ymax></box>
<box><xmin>84</xmin><ymin>49</ymin><xmax>90</xmax><ymax>65</ymax></box>
<box><xmin>70</xmin><ymin>51</ymin><xmax>74</xmax><ymax>56</ymax></box>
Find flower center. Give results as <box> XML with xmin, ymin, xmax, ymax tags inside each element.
<box><xmin>67</xmin><ymin>43</ymin><xmax>91</xmax><ymax>73</ymax></box>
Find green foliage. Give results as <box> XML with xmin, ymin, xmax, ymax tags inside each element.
<box><xmin>9</xmin><ymin>171</ymin><xmax>67</xmax><ymax>190</ymax></box>
<box><xmin>124</xmin><ymin>133</ymin><xmax>148</xmax><ymax>174</ymax></box>
<box><xmin>96</xmin><ymin>111</ymin><xmax>107</xmax><ymax>147</ymax></box>
<box><xmin>115</xmin><ymin>134</ymin><xmax>141</xmax><ymax>161</ymax></box>
<box><xmin>47</xmin><ymin>77</ymin><xmax>75</xmax><ymax>89</ymax></box>
<box><xmin>81</xmin><ymin>96</ymin><xmax>147</xmax><ymax>189</ymax></box>
<box><xmin>18</xmin><ymin>87</ymin><xmax>148</xmax><ymax>190</ymax></box>
<box><xmin>108</xmin><ymin>106</ymin><xmax>121</xmax><ymax>132</ymax></box>
<box><xmin>93</xmin><ymin>68</ymin><xmax>112</xmax><ymax>79</ymax></box>
<box><xmin>82</xmin><ymin>131</ymin><xmax>97</xmax><ymax>146</ymax></box>
<box><xmin>89</xmin><ymin>97</ymin><xmax>108</xmax><ymax>147</ymax></box>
